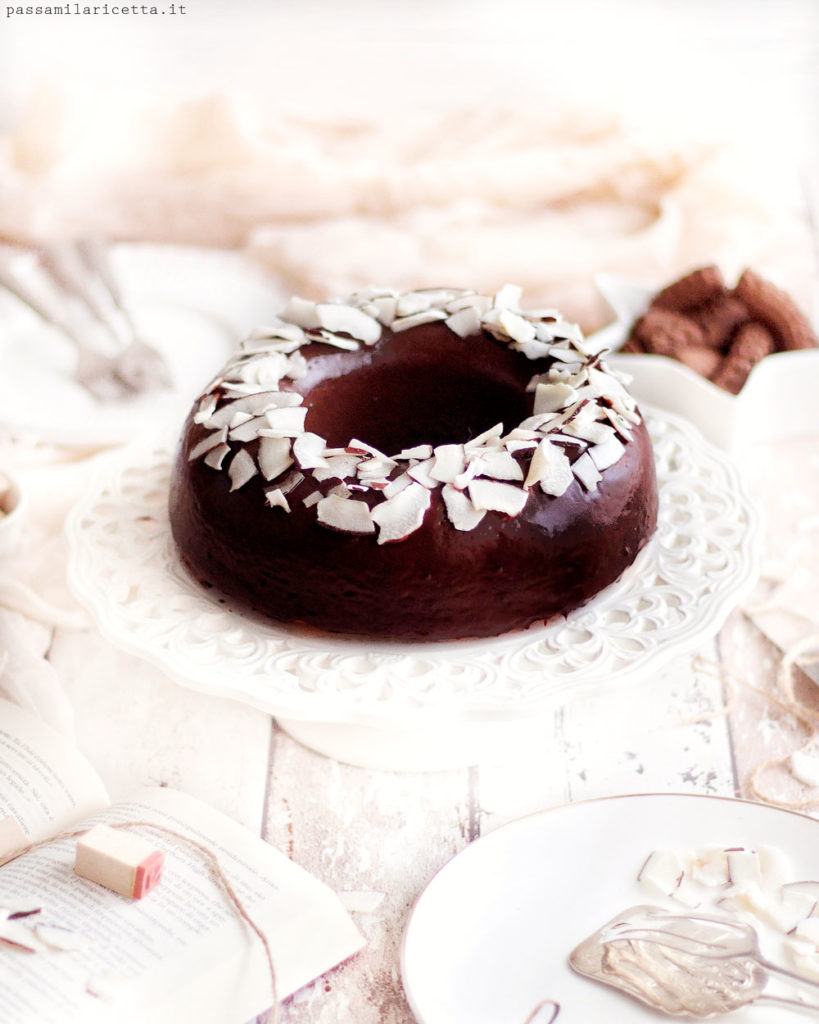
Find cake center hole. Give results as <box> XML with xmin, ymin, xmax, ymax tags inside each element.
<box><xmin>304</xmin><ymin>361</ymin><xmax>533</xmax><ymax>452</ymax></box>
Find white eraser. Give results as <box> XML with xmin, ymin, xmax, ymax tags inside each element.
<box><xmin>74</xmin><ymin>824</ymin><xmax>164</xmax><ymax>899</ymax></box>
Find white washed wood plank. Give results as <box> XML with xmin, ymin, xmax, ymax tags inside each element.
<box><xmin>49</xmin><ymin>629</ymin><xmax>273</xmax><ymax>833</ymax></box>
<box><xmin>471</xmin><ymin>707</ymin><xmax>571</xmax><ymax>836</ymax></box>
<box><xmin>265</xmin><ymin>729</ymin><xmax>473</xmax><ymax>1024</ymax></box>
<box><xmin>558</xmin><ymin>642</ymin><xmax>736</xmax><ymax>802</ymax></box>
<box><xmin>719</xmin><ymin>609</ymin><xmax>819</xmax><ymax>810</ymax></box>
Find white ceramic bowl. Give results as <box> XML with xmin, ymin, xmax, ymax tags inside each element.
<box><xmin>588</xmin><ymin>274</ymin><xmax>819</xmax><ymax>452</ymax></box>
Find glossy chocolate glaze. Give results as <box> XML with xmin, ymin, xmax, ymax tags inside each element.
<box><xmin>170</xmin><ymin>321</ymin><xmax>659</xmax><ymax>641</ymax></box>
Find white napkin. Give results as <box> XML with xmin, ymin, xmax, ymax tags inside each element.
<box><xmin>0</xmin><ymin>609</ymin><xmax>75</xmax><ymax>734</ymax></box>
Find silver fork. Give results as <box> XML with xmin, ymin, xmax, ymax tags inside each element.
<box><xmin>39</xmin><ymin>240</ymin><xmax>173</xmax><ymax>395</ymax></box>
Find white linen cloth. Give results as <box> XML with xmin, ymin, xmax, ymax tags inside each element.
<box><xmin>0</xmin><ymin>93</ymin><xmax>814</xmax><ymax>330</ymax></box>
<box><xmin>0</xmin><ymin>437</ymin><xmax>97</xmax><ymax>733</ymax></box>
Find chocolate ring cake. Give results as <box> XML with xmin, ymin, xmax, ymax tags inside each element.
<box><xmin>170</xmin><ymin>285</ymin><xmax>658</xmax><ymax>641</ymax></box>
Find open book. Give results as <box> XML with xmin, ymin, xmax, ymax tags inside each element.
<box><xmin>0</xmin><ymin>700</ymin><xmax>364</xmax><ymax>1023</ymax></box>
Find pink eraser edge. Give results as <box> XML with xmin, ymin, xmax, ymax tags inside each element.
<box><xmin>132</xmin><ymin>850</ymin><xmax>165</xmax><ymax>899</ymax></box>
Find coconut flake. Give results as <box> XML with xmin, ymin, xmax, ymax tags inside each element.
<box><xmin>396</xmin><ymin>292</ymin><xmax>432</xmax><ymax>316</ymax></box>
<box><xmin>473</xmin><ymin>449</ymin><xmax>523</xmax><ymax>482</ymax></box>
<box><xmin>572</xmin><ymin>452</ymin><xmax>602</xmax><ymax>492</ymax></box>
<box><xmin>445</xmin><ymin>307</ymin><xmax>482</xmax><ymax>338</ymax></box>
<box><xmin>727</xmin><ymin>849</ymin><xmax>763</xmax><ymax>887</ymax></box>
<box><xmin>229</xmin><ymin>414</ymin><xmax>270</xmax><ymax>442</ymax></box>
<box><xmin>316</xmin><ymin>494</ymin><xmax>375</xmax><ymax>534</ymax></box>
<box><xmin>442</xmin><ymin>484</ymin><xmax>486</xmax><ymax>532</ymax></box>
<box><xmin>430</xmin><ymin>444</ymin><xmax>466</xmax><ymax>484</ymax></box>
<box><xmin>282</xmin><ymin>296</ymin><xmax>320</xmax><ymax>329</ymax></box>
<box><xmin>203</xmin><ymin>444</ymin><xmax>231</xmax><ymax>470</ymax></box>
<box><xmin>566</xmin><ymin>418</ymin><xmax>616</xmax><ymax>445</ymax></box>
<box><xmin>498</xmin><ymin>309</ymin><xmax>536</xmax><ymax>344</ymax></box>
<box><xmin>493</xmin><ymin>284</ymin><xmax>523</xmax><ymax>310</ymax></box>
<box><xmin>446</xmin><ymin>293</ymin><xmax>492</xmax><ymax>315</ymax></box>
<box><xmin>382</xmin><ymin>473</ymin><xmax>413</xmax><ymax>499</ymax></box>
<box><xmin>293</xmin><ymin>432</ymin><xmax>330</xmax><ymax>470</ymax></box>
<box><xmin>589</xmin><ymin>434</ymin><xmax>625</xmax><ymax>471</ymax></box>
<box><xmin>407</xmin><ymin>458</ymin><xmax>438</xmax><ymax>489</ymax></box>
<box><xmin>687</xmin><ymin>847</ymin><xmax>730</xmax><ymax>888</ymax></box>
<box><xmin>228</xmin><ymin>450</ymin><xmax>257</xmax><ymax>491</ymax></box>
<box><xmin>533</xmin><ymin>383</ymin><xmax>578</xmax><ymax>415</ymax></box>
<box><xmin>316</xmin><ymin>303</ymin><xmax>381</xmax><ymax>344</ymax></box>
<box><xmin>467</xmin><ymin>479</ymin><xmax>528</xmax><ymax>517</ymax></box>
<box><xmin>391</xmin><ymin>309</ymin><xmax>448</xmax><ymax>332</ymax></box>
<box><xmin>465</xmin><ymin>423</ymin><xmax>504</xmax><ymax>450</ymax></box>
<box><xmin>372</xmin><ymin>295</ymin><xmax>398</xmax><ymax>326</ymax></box>
<box><xmin>259</xmin><ymin>406</ymin><xmax>308</xmax><ymax>438</ymax></box>
<box><xmin>637</xmin><ymin>849</ymin><xmax>684</xmax><ymax>897</ymax></box>
<box><xmin>258</xmin><ymin>436</ymin><xmax>294</xmax><ymax>481</ymax></box>
<box><xmin>188</xmin><ymin>428</ymin><xmax>228</xmax><ymax>461</ymax></box>
<box><xmin>247</xmin><ymin>322</ymin><xmax>305</xmax><ymax>344</ymax></box>
<box><xmin>312</xmin><ymin>454</ymin><xmax>361</xmax><ymax>481</ymax></box>
<box><xmin>525</xmin><ymin>440</ymin><xmax>573</xmax><ymax>496</ymax></box>
<box><xmin>193</xmin><ymin>394</ymin><xmax>218</xmax><ymax>423</ymax></box>
<box><xmin>371</xmin><ymin>482</ymin><xmax>431</xmax><ymax>544</ymax></box>
<box><xmin>396</xmin><ymin>444</ymin><xmax>433</xmax><ymax>461</ymax></box>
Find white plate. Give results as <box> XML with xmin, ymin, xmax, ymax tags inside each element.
<box><xmin>588</xmin><ymin>274</ymin><xmax>819</xmax><ymax>452</ymax></box>
<box><xmin>0</xmin><ymin>245</ymin><xmax>282</xmax><ymax>446</ymax></box>
<box><xmin>66</xmin><ymin>409</ymin><xmax>762</xmax><ymax>770</ymax></box>
<box><xmin>401</xmin><ymin>793</ymin><xmax>819</xmax><ymax>1023</ymax></box>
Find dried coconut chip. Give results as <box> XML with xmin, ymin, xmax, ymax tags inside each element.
<box><xmin>293</xmin><ymin>432</ymin><xmax>330</xmax><ymax>470</ymax></box>
<box><xmin>258</xmin><ymin>436</ymin><xmax>294</xmax><ymax>481</ymax></box>
<box><xmin>313</xmin><ymin>455</ymin><xmax>362</xmax><ymax>482</ymax></box>
<box><xmin>467</xmin><ymin>479</ymin><xmax>528</xmax><ymax>517</ymax></box>
<box><xmin>382</xmin><ymin>473</ymin><xmax>412</xmax><ymax>499</ymax></box>
<box><xmin>524</xmin><ymin>440</ymin><xmax>573</xmax><ymax>496</ymax></box>
<box><xmin>371</xmin><ymin>482</ymin><xmax>431</xmax><ymax>544</ymax></box>
<box><xmin>265</xmin><ymin>488</ymin><xmax>291</xmax><ymax>512</ymax></box>
<box><xmin>571</xmin><ymin>452</ymin><xmax>602</xmax><ymax>492</ymax></box>
<box><xmin>391</xmin><ymin>309</ymin><xmax>448</xmax><ymax>332</ymax></box>
<box><xmin>203</xmin><ymin>444</ymin><xmax>231</xmax><ymax>471</ymax></box>
<box><xmin>442</xmin><ymin>484</ymin><xmax>486</xmax><ymax>532</ymax></box>
<box><xmin>446</xmin><ymin>307</ymin><xmax>482</xmax><ymax>338</ymax></box>
<box><xmin>259</xmin><ymin>407</ymin><xmax>307</xmax><ymax>438</ymax></box>
<box><xmin>396</xmin><ymin>292</ymin><xmax>433</xmax><ymax>316</ymax></box>
<box><xmin>590</xmin><ymin>435</ymin><xmax>626</xmax><ymax>472</ymax></box>
<box><xmin>473</xmin><ymin>449</ymin><xmax>523</xmax><ymax>482</ymax></box>
<box><xmin>228</xmin><ymin>450</ymin><xmax>257</xmax><ymax>491</ymax></box>
<box><xmin>430</xmin><ymin>444</ymin><xmax>466</xmax><ymax>483</ymax></box>
<box><xmin>533</xmin><ymin>383</ymin><xmax>578</xmax><ymax>414</ymax></box>
<box><xmin>188</xmin><ymin>429</ymin><xmax>227</xmax><ymax>461</ymax></box>
<box><xmin>407</xmin><ymin>459</ymin><xmax>438</xmax><ymax>489</ymax></box>
<box><xmin>316</xmin><ymin>494</ymin><xmax>375</xmax><ymax>534</ymax></box>
<box><xmin>316</xmin><ymin>303</ymin><xmax>381</xmax><ymax>344</ymax></box>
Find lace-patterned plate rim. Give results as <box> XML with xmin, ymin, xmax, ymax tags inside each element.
<box><xmin>66</xmin><ymin>407</ymin><xmax>763</xmax><ymax>725</ymax></box>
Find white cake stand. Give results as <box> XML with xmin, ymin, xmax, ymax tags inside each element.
<box><xmin>66</xmin><ymin>409</ymin><xmax>761</xmax><ymax>771</ymax></box>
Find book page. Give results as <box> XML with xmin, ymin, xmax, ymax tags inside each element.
<box><xmin>0</xmin><ymin>699</ymin><xmax>109</xmax><ymax>841</ymax></box>
<box><xmin>0</xmin><ymin>786</ymin><xmax>365</xmax><ymax>1023</ymax></box>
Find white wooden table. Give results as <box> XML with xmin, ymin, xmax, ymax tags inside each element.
<box><xmin>38</xmin><ymin>422</ymin><xmax>819</xmax><ymax>1024</ymax></box>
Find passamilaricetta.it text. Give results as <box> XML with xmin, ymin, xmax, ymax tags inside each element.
<box><xmin>6</xmin><ymin>3</ymin><xmax>187</xmax><ymax>14</ymax></box>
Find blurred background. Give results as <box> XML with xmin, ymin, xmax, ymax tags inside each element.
<box><xmin>0</xmin><ymin>0</ymin><xmax>817</xmax><ymax>327</ymax></box>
